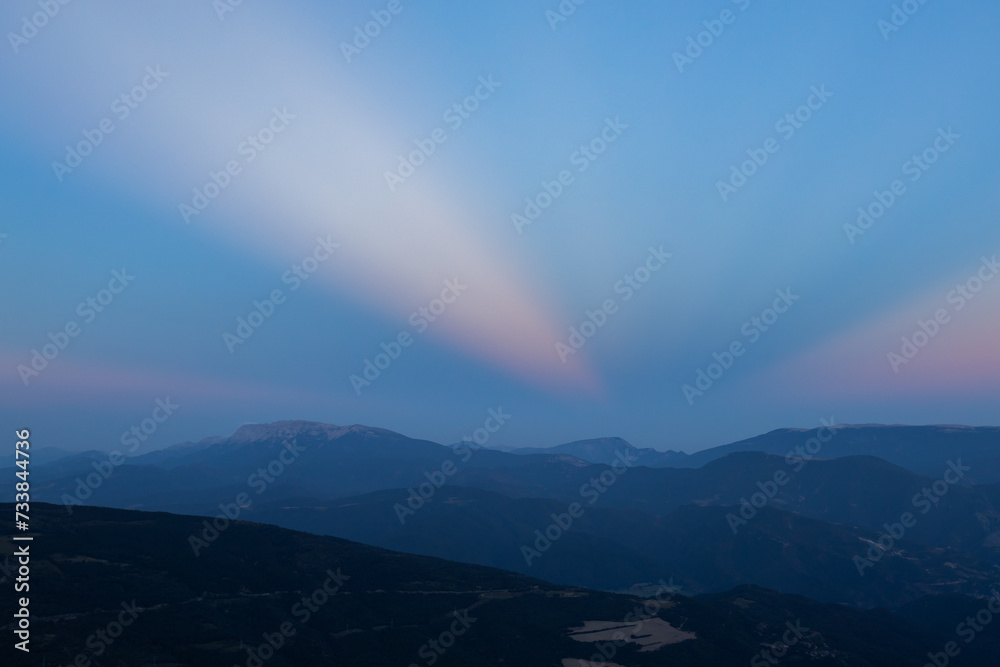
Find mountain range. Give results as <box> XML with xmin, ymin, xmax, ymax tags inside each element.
<box><xmin>6</xmin><ymin>420</ymin><xmax>1000</xmax><ymax>665</ymax></box>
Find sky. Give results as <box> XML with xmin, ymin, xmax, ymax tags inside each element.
<box><xmin>2</xmin><ymin>0</ymin><xmax>999</xmax><ymax>454</ymax></box>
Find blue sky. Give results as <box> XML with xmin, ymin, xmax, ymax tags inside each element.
<box><xmin>2</xmin><ymin>0</ymin><xmax>999</xmax><ymax>454</ymax></box>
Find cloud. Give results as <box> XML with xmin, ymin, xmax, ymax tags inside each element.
<box><xmin>7</xmin><ymin>2</ymin><xmax>601</xmax><ymax>396</ymax></box>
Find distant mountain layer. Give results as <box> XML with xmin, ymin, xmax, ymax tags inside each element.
<box><xmin>520</xmin><ymin>425</ymin><xmax>1000</xmax><ymax>484</ymax></box>
<box><xmin>684</xmin><ymin>425</ymin><xmax>1000</xmax><ymax>483</ymax></box>
<box><xmin>246</xmin><ymin>485</ymin><xmax>1000</xmax><ymax>609</ymax></box>
<box><xmin>509</xmin><ymin>437</ymin><xmax>690</xmax><ymax>468</ymax></box>
<box><xmin>0</xmin><ymin>445</ymin><xmax>76</xmax><ymax>468</ymax></box>
<box><xmin>447</xmin><ymin>451</ymin><xmax>1000</xmax><ymax>565</ymax></box>
<box><xmin>9</xmin><ymin>502</ymin><xmax>1000</xmax><ymax>666</ymax></box>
